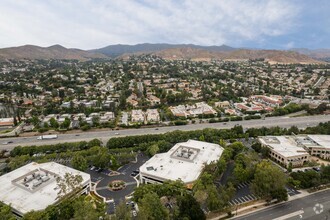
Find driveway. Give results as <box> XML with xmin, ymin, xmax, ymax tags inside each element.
<box><xmin>89</xmin><ymin>154</ymin><xmax>148</xmax><ymax>214</ymax></box>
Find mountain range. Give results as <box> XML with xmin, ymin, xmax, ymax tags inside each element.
<box><xmin>0</xmin><ymin>44</ymin><xmax>107</xmax><ymax>61</ymax></box>
<box><xmin>0</xmin><ymin>43</ymin><xmax>329</xmax><ymax>63</ymax></box>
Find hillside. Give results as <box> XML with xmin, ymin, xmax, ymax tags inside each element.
<box><xmin>291</xmin><ymin>48</ymin><xmax>330</xmax><ymax>62</ymax></box>
<box><xmin>0</xmin><ymin>45</ymin><xmax>108</xmax><ymax>61</ymax></box>
<box><xmin>91</xmin><ymin>43</ymin><xmax>236</xmax><ymax>57</ymax></box>
<box><xmin>151</xmin><ymin>48</ymin><xmax>321</xmax><ymax>63</ymax></box>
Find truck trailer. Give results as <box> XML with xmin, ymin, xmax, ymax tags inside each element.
<box><xmin>37</xmin><ymin>134</ymin><xmax>58</xmax><ymax>140</ymax></box>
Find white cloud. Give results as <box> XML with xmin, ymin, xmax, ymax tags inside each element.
<box><xmin>0</xmin><ymin>0</ymin><xmax>300</xmax><ymax>49</ymax></box>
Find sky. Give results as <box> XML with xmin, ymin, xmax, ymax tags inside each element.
<box><xmin>0</xmin><ymin>0</ymin><xmax>329</xmax><ymax>50</ymax></box>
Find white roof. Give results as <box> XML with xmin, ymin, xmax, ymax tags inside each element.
<box><xmin>259</xmin><ymin>136</ymin><xmax>309</xmax><ymax>158</ymax></box>
<box><xmin>0</xmin><ymin>162</ymin><xmax>90</xmax><ymax>215</ymax></box>
<box><xmin>307</xmin><ymin>135</ymin><xmax>330</xmax><ymax>149</ymax></box>
<box><xmin>140</xmin><ymin>140</ymin><xmax>223</xmax><ymax>184</ymax></box>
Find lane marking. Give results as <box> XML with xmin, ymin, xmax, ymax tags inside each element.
<box><xmin>272</xmin><ymin>210</ymin><xmax>304</xmax><ymax>220</ymax></box>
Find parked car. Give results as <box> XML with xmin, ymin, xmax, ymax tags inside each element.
<box><xmin>95</xmin><ymin>167</ymin><xmax>103</xmax><ymax>172</ymax></box>
<box><xmin>132</xmin><ymin>210</ymin><xmax>137</xmax><ymax>217</ymax></box>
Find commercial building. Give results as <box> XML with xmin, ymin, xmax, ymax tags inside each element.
<box><xmin>258</xmin><ymin>136</ymin><xmax>310</xmax><ymax>168</ymax></box>
<box><xmin>0</xmin><ymin>162</ymin><xmax>91</xmax><ymax>217</ymax></box>
<box><xmin>295</xmin><ymin>135</ymin><xmax>330</xmax><ymax>160</ymax></box>
<box><xmin>139</xmin><ymin>140</ymin><xmax>223</xmax><ymax>188</ymax></box>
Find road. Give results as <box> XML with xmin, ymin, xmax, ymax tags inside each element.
<box><xmin>232</xmin><ymin>189</ymin><xmax>330</xmax><ymax>220</ymax></box>
<box><xmin>0</xmin><ymin>115</ymin><xmax>329</xmax><ymax>151</ymax></box>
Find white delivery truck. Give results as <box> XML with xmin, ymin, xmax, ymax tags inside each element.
<box><xmin>37</xmin><ymin>134</ymin><xmax>58</xmax><ymax>140</ymax></box>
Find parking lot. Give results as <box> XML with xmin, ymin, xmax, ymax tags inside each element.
<box><xmin>229</xmin><ymin>181</ymin><xmax>258</xmax><ymax>206</ymax></box>
<box><xmin>229</xmin><ymin>181</ymin><xmax>301</xmax><ymax>206</ymax></box>
<box><xmin>88</xmin><ymin>153</ymin><xmax>148</xmax><ymax>214</ymax></box>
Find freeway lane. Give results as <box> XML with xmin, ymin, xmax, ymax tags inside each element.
<box><xmin>232</xmin><ymin>189</ymin><xmax>330</xmax><ymax>220</ymax></box>
<box><xmin>0</xmin><ymin>115</ymin><xmax>329</xmax><ymax>151</ymax></box>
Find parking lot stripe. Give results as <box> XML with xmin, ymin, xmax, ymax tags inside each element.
<box><xmin>234</xmin><ymin>199</ymin><xmax>240</xmax><ymax>204</ymax></box>
<box><xmin>244</xmin><ymin>196</ymin><xmax>250</xmax><ymax>201</ymax></box>
<box><xmin>238</xmin><ymin>198</ymin><xmax>245</xmax><ymax>203</ymax></box>
<box><xmin>229</xmin><ymin>201</ymin><xmax>234</xmax><ymax>206</ymax></box>
<box><xmin>251</xmin><ymin>194</ymin><xmax>257</xmax><ymax>199</ymax></box>
<box><xmin>247</xmin><ymin>195</ymin><xmax>254</xmax><ymax>200</ymax></box>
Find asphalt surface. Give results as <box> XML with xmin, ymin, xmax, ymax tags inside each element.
<box><xmin>0</xmin><ymin>115</ymin><xmax>329</xmax><ymax>151</ymax></box>
<box><xmin>232</xmin><ymin>189</ymin><xmax>330</xmax><ymax>220</ymax></box>
<box><xmin>88</xmin><ymin>154</ymin><xmax>148</xmax><ymax>214</ymax></box>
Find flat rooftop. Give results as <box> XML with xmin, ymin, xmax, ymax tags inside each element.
<box><xmin>306</xmin><ymin>135</ymin><xmax>330</xmax><ymax>149</ymax></box>
<box><xmin>0</xmin><ymin>162</ymin><xmax>90</xmax><ymax>215</ymax></box>
<box><xmin>259</xmin><ymin>136</ymin><xmax>309</xmax><ymax>158</ymax></box>
<box><xmin>140</xmin><ymin>140</ymin><xmax>223</xmax><ymax>184</ymax></box>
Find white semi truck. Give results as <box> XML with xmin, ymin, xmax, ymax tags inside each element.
<box><xmin>37</xmin><ymin>134</ymin><xmax>58</xmax><ymax>140</ymax></box>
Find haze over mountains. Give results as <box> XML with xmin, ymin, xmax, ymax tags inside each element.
<box><xmin>0</xmin><ymin>44</ymin><xmax>107</xmax><ymax>61</ymax></box>
<box><xmin>0</xmin><ymin>43</ymin><xmax>328</xmax><ymax>63</ymax></box>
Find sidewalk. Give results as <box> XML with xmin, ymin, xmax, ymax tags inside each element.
<box><xmin>208</xmin><ymin>189</ymin><xmax>322</xmax><ymax>220</ymax></box>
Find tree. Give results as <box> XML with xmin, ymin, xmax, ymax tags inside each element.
<box><xmin>177</xmin><ymin>194</ymin><xmax>206</xmax><ymax>220</ymax></box>
<box><xmin>60</xmin><ymin>118</ymin><xmax>71</xmax><ymax>129</ymax></box>
<box><xmin>71</xmin><ymin>154</ymin><xmax>88</xmax><ymax>171</ymax></box>
<box><xmin>219</xmin><ymin>139</ymin><xmax>227</xmax><ymax>148</ymax></box>
<box><xmin>251</xmin><ymin>160</ymin><xmax>287</xmax><ymax>202</ymax></box>
<box><xmin>114</xmin><ymin>200</ymin><xmax>131</xmax><ymax>220</ymax></box>
<box><xmin>23</xmin><ymin>210</ymin><xmax>49</xmax><ymax>220</ymax></box>
<box><xmin>56</xmin><ymin>173</ymin><xmax>83</xmax><ymax>200</ymax></box>
<box><xmin>138</xmin><ymin>192</ymin><xmax>169</xmax><ymax>220</ymax></box>
<box><xmin>0</xmin><ymin>203</ymin><xmax>16</xmax><ymax>220</ymax></box>
<box><xmin>49</xmin><ymin>117</ymin><xmax>59</xmax><ymax>129</ymax></box>
<box><xmin>72</xmin><ymin>198</ymin><xmax>103</xmax><ymax>220</ymax></box>
<box><xmin>147</xmin><ymin>144</ymin><xmax>159</xmax><ymax>156</ymax></box>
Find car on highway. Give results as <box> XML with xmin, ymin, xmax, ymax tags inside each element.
<box><xmin>115</xmin><ymin>132</ymin><xmax>119</xmax><ymax>135</ymax></box>
<box><xmin>2</xmin><ymin>141</ymin><xmax>13</xmax><ymax>145</ymax></box>
<box><xmin>155</xmin><ymin>128</ymin><xmax>159</xmax><ymax>130</ymax></box>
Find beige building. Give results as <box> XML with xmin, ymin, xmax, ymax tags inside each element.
<box><xmin>131</xmin><ymin>110</ymin><xmax>145</xmax><ymax>123</ymax></box>
<box><xmin>258</xmin><ymin>136</ymin><xmax>310</xmax><ymax>168</ymax></box>
<box><xmin>295</xmin><ymin>135</ymin><xmax>330</xmax><ymax>160</ymax></box>
<box><xmin>215</xmin><ymin>101</ymin><xmax>230</xmax><ymax>108</ymax></box>
<box><xmin>146</xmin><ymin>109</ymin><xmax>160</xmax><ymax>123</ymax></box>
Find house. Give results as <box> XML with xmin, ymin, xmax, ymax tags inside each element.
<box><xmin>215</xmin><ymin>101</ymin><xmax>230</xmax><ymax>109</ymax></box>
<box><xmin>146</xmin><ymin>109</ymin><xmax>160</xmax><ymax>123</ymax></box>
<box><xmin>147</xmin><ymin>95</ymin><xmax>161</xmax><ymax>106</ymax></box>
<box><xmin>131</xmin><ymin>110</ymin><xmax>145</xmax><ymax>123</ymax></box>
<box><xmin>0</xmin><ymin>118</ymin><xmax>14</xmax><ymax>127</ymax></box>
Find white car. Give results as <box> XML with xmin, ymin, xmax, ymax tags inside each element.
<box><xmin>115</xmin><ymin>132</ymin><xmax>119</xmax><ymax>135</ymax></box>
<box><xmin>132</xmin><ymin>210</ymin><xmax>137</xmax><ymax>217</ymax></box>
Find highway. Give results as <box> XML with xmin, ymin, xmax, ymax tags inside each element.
<box><xmin>0</xmin><ymin>115</ymin><xmax>329</xmax><ymax>151</ymax></box>
<box><xmin>232</xmin><ymin>189</ymin><xmax>330</xmax><ymax>220</ymax></box>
